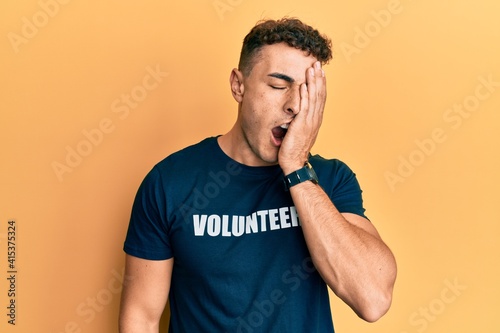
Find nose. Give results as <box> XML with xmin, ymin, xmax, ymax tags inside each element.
<box><xmin>284</xmin><ymin>86</ymin><xmax>300</xmax><ymax>115</ymax></box>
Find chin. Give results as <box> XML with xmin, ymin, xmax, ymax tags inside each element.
<box><xmin>259</xmin><ymin>152</ymin><xmax>279</xmax><ymax>166</ymax></box>
<box><xmin>248</xmin><ymin>141</ymin><xmax>279</xmax><ymax>166</ymax></box>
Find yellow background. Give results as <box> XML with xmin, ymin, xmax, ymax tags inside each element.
<box><xmin>1</xmin><ymin>0</ymin><xmax>499</xmax><ymax>332</ymax></box>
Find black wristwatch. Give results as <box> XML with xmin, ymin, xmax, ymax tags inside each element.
<box><xmin>283</xmin><ymin>163</ymin><xmax>319</xmax><ymax>190</ymax></box>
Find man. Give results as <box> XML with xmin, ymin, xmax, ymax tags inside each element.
<box><xmin>119</xmin><ymin>18</ymin><xmax>397</xmax><ymax>332</ymax></box>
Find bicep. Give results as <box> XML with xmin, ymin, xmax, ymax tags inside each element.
<box><xmin>120</xmin><ymin>255</ymin><xmax>173</xmax><ymax>327</ymax></box>
<box><xmin>341</xmin><ymin>212</ymin><xmax>381</xmax><ymax>240</ymax></box>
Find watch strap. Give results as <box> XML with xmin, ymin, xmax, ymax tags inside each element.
<box><xmin>283</xmin><ymin>163</ymin><xmax>318</xmax><ymax>190</ymax></box>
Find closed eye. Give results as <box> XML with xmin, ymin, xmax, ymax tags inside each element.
<box><xmin>270</xmin><ymin>85</ymin><xmax>286</xmax><ymax>90</ymax></box>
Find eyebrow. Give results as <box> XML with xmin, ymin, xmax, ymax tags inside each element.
<box><xmin>267</xmin><ymin>72</ymin><xmax>295</xmax><ymax>83</ymax></box>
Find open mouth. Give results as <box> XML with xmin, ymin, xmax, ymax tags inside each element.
<box><xmin>271</xmin><ymin>123</ymin><xmax>289</xmax><ymax>145</ymax></box>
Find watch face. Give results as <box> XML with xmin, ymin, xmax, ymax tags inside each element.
<box><xmin>307</xmin><ymin>165</ymin><xmax>319</xmax><ymax>184</ymax></box>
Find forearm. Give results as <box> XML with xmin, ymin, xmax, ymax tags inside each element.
<box><xmin>290</xmin><ymin>181</ymin><xmax>397</xmax><ymax>322</ymax></box>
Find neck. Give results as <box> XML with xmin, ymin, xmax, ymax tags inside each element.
<box><xmin>217</xmin><ymin>125</ymin><xmax>242</xmax><ymax>163</ymax></box>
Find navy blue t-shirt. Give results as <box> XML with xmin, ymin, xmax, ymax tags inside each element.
<box><xmin>123</xmin><ymin>137</ymin><xmax>367</xmax><ymax>332</ymax></box>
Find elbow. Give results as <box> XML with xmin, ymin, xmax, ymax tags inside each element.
<box><xmin>360</xmin><ymin>258</ymin><xmax>398</xmax><ymax>322</ymax></box>
<box><xmin>357</xmin><ymin>288</ymin><xmax>393</xmax><ymax>323</ymax></box>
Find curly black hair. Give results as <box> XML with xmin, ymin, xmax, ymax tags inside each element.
<box><xmin>238</xmin><ymin>18</ymin><xmax>333</xmax><ymax>76</ymax></box>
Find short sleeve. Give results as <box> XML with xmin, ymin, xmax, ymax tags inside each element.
<box><xmin>123</xmin><ymin>166</ymin><xmax>173</xmax><ymax>260</ymax></box>
<box><xmin>313</xmin><ymin>157</ymin><xmax>368</xmax><ymax>219</ymax></box>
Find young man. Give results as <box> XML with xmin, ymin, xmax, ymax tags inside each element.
<box><xmin>119</xmin><ymin>18</ymin><xmax>397</xmax><ymax>332</ymax></box>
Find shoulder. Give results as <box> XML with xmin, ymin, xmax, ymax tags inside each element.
<box><xmin>136</xmin><ymin>137</ymin><xmax>217</xmax><ymax>189</ymax></box>
<box><xmin>309</xmin><ymin>154</ymin><xmax>362</xmax><ymax>192</ymax></box>
<box><xmin>155</xmin><ymin>136</ymin><xmax>218</xmax><ymax>172</ymax></box>
<box><xmin>310</xmin><ymin>154</ymin><xmax>367</xmax><ymax>217</ymax></box>
<box><xmin>309</xmin><ymin>154</ymin><xmax>357</xmax><ymax>180</ymax></box>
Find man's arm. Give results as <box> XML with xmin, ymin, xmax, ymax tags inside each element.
<box><xmin>289</xmin><ymin>182</ymin><xmax>397</xmax><ymax>322</ymax></box>
<box><xmin>119</xmin><ymin>255</ymin><xmax>173</xmax><ymax>333</ymax></box>
<box><xmin>278</xmin><ymin>61</ymin><xmax>396</xmax><ymax>321</ymax></box>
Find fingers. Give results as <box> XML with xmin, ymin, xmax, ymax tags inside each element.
<box><xmin>306</xmin><ymin>67</ymin><xmax>317</xmax><ymax>117</ymax></box>
<box><xmin>312</xmin><ymin>62</ymin><xmax>326</xmax><ymax>116</ymax></box>
<box><xmin>300</xmin><ymin>80</ymin><xmax>309</xmax><ymax>114</ymax></box>
<box><xmin>300</xmin><ymin>61</ymin><xmax>326</xmax><ymax>120</ymax></box>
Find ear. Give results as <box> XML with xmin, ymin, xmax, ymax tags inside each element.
<box><xmin>229</xmin><ymin>68</ymin><xmax>245</xmax><ymax>103</ymax></box>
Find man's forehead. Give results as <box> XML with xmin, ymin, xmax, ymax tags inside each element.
<box><xmin>254</xmin><ymin>44</ymin><xmax>317</xmax><ymax>82</ymax></box>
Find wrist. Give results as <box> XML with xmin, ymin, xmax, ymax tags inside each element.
<box><xmin>280</xmin><ymin>153</ymin><xmax>311</xmax><ymax>175</ymax></box>
<box><xmin>283</xmin><ymin>162</ymin><xmax>318</xmax><ymax>190</ymax></box>
<box><xmin>281</xmin><ymin>163</ymin><xmax>305</xmax><ymax>176</ymax></box>
<box><xmin>280</xmin><ymin>157</ymin><xmax>309</xmax><ymax>175</ymax></box>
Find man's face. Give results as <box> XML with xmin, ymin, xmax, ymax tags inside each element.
<box><xmin>231</xmin><ymin>43</ymin><xmax>318</xmax><ymax>167</ymax></box>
